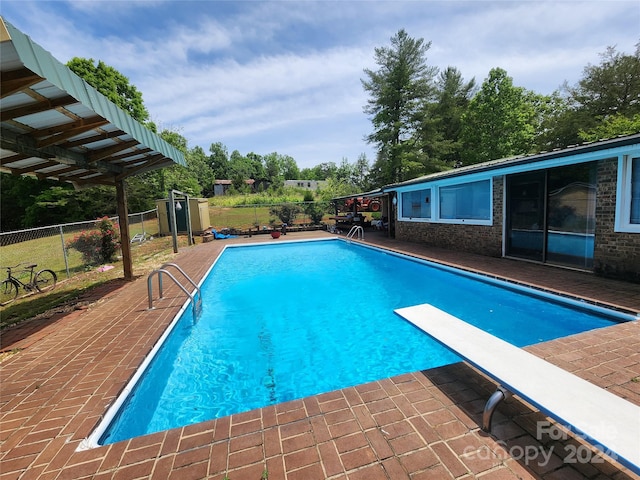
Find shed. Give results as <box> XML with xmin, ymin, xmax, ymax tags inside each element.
<box><xmin>156</xmin><ymin>198</ymin><xmax>210</xmax><ymax>235</ymax></box>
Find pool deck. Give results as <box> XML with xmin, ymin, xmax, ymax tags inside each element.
<box><xmin>1</xmin><ymin>230</ymin><xmax>639</xmax><ymax>480</ymax></box>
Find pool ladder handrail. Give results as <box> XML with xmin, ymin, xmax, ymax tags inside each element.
<box><xmin>147</xmin><ymin>263</ymin><xmax>202</xmax><ymax>321</ymax></box>
<box><xmin>346</xmin><ymin>225</ymin><xmax>364</xmax><ymax>240</ymax></box>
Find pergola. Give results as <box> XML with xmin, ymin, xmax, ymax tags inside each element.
<box><xmin>0</xmin><ymin>17</ymin><xmax>186</xmax><ymax>279</ymax></box>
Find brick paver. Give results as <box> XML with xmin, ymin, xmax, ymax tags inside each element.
<box><xmin>1</xmin><ymin>231</ymin><xmax>639</xmax><ymax>479</ymax></box>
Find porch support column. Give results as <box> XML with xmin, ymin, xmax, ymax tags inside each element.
<box><xmin>116</xmin><ymin>179</ymin><xmax>133</xmax><ymax>280</ymax></box>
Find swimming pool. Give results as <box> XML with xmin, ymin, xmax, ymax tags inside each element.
<box><xmin>87</xmin><ymin>239</ymin><xmax>632</xmax><ymax>447</ymax></box>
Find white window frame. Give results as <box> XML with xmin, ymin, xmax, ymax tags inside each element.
<box><xmin>615</xmin><ymin>155</ymin><xmax>640</xmax><ymax>233</ymax></box>
<box><xmin>437</xmin><ymin>179</ymin><xmax>492</xmax><ymax>225</ymax></box>
<box><xmin>397</xmin><ymin>179</ymin><xmax>492</xmax><ymax>226</ymax></box>
<box><xmin>400</xmin><ymin>188</ymin><xmax>432</xmax><ymax>220</ymax></box>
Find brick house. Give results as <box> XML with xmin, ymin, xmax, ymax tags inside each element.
<box><xmin>381</xmin><ymin>134</ymin><xmax>640</xmax><ymax>282</ymax></box>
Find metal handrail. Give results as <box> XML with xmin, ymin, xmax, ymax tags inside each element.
<box><xmin>157</xmin><ymin>263</ymin><xmax>200</xmax><ymax>300</ymax></box>
<box><xmin>147</xmin><ymin>263</ymin><xmax>202</xmax><ymax>321</ymax></box>
<box><xmin>346</xmin><ymin>225</ymin><xmax>364</xmax><ymax>240</ymax></box>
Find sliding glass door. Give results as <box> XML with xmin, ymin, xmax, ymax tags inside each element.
<box><xmin>506</xmin><ymin>171</ymin><xmax>546</xmax><ymax>262</ymax></box>
<box><xmin>506</xmin><ymin>162</ymin><xmax>597</xmax><ymax>269</ymax></box>
<box><xmin>546</xmin><ymin>164</ymin><xmax>597</xmax><ymax>268</ymax></box>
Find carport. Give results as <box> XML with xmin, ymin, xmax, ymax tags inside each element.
<box><xmin>0</xmin><ymin>17</ymin><xmax>185</xmax><ymax>279</ymax></box>
<box><xmin>331</xmin><ymin>189</ymin><xmax>395</xmax><ymax>236</ymax></box>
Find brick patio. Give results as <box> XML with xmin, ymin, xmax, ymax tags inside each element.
<box><xmin>1</xmin><ymin>231</ymin><xmax>639</xmax><ymax>480</ymax></box>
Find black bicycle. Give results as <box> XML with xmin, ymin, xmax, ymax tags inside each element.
<box><xmin>0</xmin><ymin>263</ymin><xmax>57</xmax><ymax>305</ymax></box>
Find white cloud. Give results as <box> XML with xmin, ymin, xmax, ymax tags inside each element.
<box><xmin>420</xmin><ymin>1</ymin><xmax>639</xmax><ymax>92</ymax></box>
<box><xmin>2</xmin><ymin>0</ymin><xmax>638</xmax><ymax>168</ymax></box>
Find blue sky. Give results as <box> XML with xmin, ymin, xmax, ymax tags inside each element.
<box><xmin>1</xmin><ymin>1</ymin><xmax>638</xmax><ymax>169</ymax></box>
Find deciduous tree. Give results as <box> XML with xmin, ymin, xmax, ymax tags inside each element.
<box><xmin>569</xmin><ymin>44</ymin><xmax>640</xmax><ymax>120</ymax></box>
<box><xmin>187</xmin><ymin>146</ymin><xmax>216</xmax><ymax>197</ymax></box>
<box><xmin>537</xmin><ymin>43</ymin><xmax>640</xmax><ymax>149</ymax></box>
<box><xmin>209</xmin><ymin>142</ymin><xmax>230</xmax><ymax>180</ymax></box>
<box><xmin>67</xmin><ymin>57</ymin><xmax>149</xmax><ymax>123</ymax></box>
<box><xmin>460</xmin><ymin>68</ymin><xmax>542</xmax><ymax>164</ymax></box>
<box><xmin>579</xmin><ymin>113</ymin><xmax>640</xmax><ymax>141</ymax></box>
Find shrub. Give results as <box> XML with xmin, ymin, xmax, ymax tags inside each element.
<box><xmin>67</xmin><ymin>217</ymin><xmax>120</xmax><ymax>264</ymax></box>
<box><xmin>304</xmin><ymin>203</ymin><xmax>326</xmax><ymax>225</ymax></box>
<box><xmin>269</xmin><ymin>203</ymin><xmax>301</xmax><ymax>225</ymax></box>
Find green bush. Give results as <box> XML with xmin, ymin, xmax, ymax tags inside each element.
<box><xmin>304</xmin><ymin>202</ymin><xmax>326</xmax><ymax>224</ymax></box>
<box><xmin>67</xmin><ymin>217</ymin><xmax>120</xmax><ymax>264</ymax></box>
<box><xmin>269</xmin><ymin>203</ymin><xmax>301</xmax><ymax>224</ymax></box>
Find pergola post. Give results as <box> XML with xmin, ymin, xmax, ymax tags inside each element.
<box><xmin>116</xmin><ymin>179</ymin><xmax>133</xmax><ymax>280</ymax></box>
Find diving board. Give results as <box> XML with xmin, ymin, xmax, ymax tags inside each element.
<box><xmin>394</xmin><ymin>303</ymin><xmax>640</xmax><ymax>475</ymax></box>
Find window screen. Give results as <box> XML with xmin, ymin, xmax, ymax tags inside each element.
<box><xmin>439</xmin><ymin>180</ymin><xmax>490</xmax><ymax>220</ymax></box>
<box><xmin>401</xmin><ymin>189</ymin><xmax>431</xmax><ymax>218</ymax></box>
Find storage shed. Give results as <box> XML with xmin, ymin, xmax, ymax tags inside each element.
<box><xmin>156</xmin><ymin>198</ymin><xmax>210</xmax><ymax>235</ymax></box>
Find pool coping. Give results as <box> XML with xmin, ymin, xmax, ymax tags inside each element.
<box><xmin>83</xmin><ymin>237</ymin><xmax>635</xmax><ymax>451</ymax></box>
<box><xmin>1</xmin><ymin>231</ymin><xmax>639</xmax><ymax>479</ymax></box>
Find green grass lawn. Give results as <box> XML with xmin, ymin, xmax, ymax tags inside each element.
<box><xmin>0</xmin><ymin>221</ymin><xmax>159</xmax><ymax>282</ymax></box>
<box><xmin>0</xmin><ymin>235</ymin><xmax>187</xmax><ymax>330</ymax></box>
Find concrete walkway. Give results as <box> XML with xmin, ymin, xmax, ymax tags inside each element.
<box><xmin>1</xmin><ymin>231</ymin><xmax>639</xmax><ymax>480</ymax></box>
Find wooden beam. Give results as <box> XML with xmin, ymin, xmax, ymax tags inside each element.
<box><xmin>67</xmin><ymin>176</ymin><xmax>113</xmax><ymax>186</ymax></box>
<box><xmin>11</xmin><ymin>160</ymin><xmax>59</xmax><ymax>174</ymax></box>
<box><xmin>0</xmin><ymin>153</ymin><xmax>29</xmax><ymax>166</ymax></box>
<box><xmin>0</xmin><ymin>68</ymin><xmax>43</xmax><ymax>98</ymax></box>
<box><xmin>34</xmin><ymin>115</ymin><xmax>106</xmax><ymax>139</ymax></box>
<box><xmin>116</xmin><ymin>179</ymin><xmax>133</xmax><ymax>280</ymax></box>
<box><xmin>109</xmin><ymin>147</ymin><xmax>153</xmax><ymax>163</ymax></box>
<box><xmin>0</xmin><ymin>94</ymin><xmax>78</xmax><ymax>122</ymax></box>
<box><xmin>39</xmin><ymin>165</ymin><xmax>82</xmax><ymax>176</ymax></box>
<box><xmin>115</xmin><ymin>154</ymin><xmax>165</xmax><ymax>181</ymax></box>
<box><xmin>36</xmin><ymin>117</ymin><xmax>110</xmax><ymax>148</ymax></box>
<box><xmin>86</xmin><ymin>139</ymin><xmax>138</xmax><ymax>163</ymax></box>
<box><xmin>62</xmin><ymin>129</ymin><xmax>125</xmax><ymax>149</ymax></box>
<box><xmin>0</xmin><ymin>127</ymin><xmax>123</xmax><ymax>176</ymax></box>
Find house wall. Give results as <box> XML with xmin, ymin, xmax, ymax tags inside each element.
<box><xmin>593</xmin><ymin>158</ymin><xmax>640</xmax><ymax>282</ymax></box>
<box><xmin>213</xmin><ymin>184</ymin><xmax>226</xmax><ymax>196</ymax></box>
<box><xmin>395</xmin><ymin>176</ymin><xmax>504</xmax><ymax>257</ymax></box>
<box><xmin>284</xmin><ymin>180</ymin><xmax>328</xmax><ymax>190</ymax></box>
<box><xmin>394</xmin><ymin>159</ymin><xmax>639</xmax><ymax>282</ymax></box>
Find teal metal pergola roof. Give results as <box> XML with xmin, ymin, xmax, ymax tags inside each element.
<box><xmin>0</xmin><ymin>17</ymin><xmax>185</xmax><ymax>186</ymax></box>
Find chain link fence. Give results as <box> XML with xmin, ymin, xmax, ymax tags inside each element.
<box><xmin>0</xmin><ymin>201</ymin><xmax>371</xmax><ymax>284</ymax></box>
<box><xmin>208</xmin><ymin>201</ymin><xmax>336</xmax><ymax>234</ymax></box>
<box><xmin>0</xmin><ymin>209</ymin><xmax>159</xmax><ymax>282</ymax></box>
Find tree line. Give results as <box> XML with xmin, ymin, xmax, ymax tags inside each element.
<box><xmin>363</xmin><ymin>29</ymin><xmax>640</xmax><ymax>185</ymax></box>
<box><xmin>1</xmin><ymin>32</ymin><xmax>638</xmax><ymax>230</ymax></box>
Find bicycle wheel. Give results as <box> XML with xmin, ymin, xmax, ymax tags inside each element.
<box><xmin>0</xmin><ymin>279</ymin><xmax>19</xmax><ymax>304</ymax></box>
<box><xmin>34</xmin><ymin>269</ymin><xmax>57</xmax><ymax>293</ymax></box>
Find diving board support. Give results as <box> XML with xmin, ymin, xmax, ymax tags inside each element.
<box><xmin>394</xmin><ymin>303</ymin><xmax>640</xmax><ymax>475</ymax></box>
<box><xmin>482</xmin><ymin>385</ymin><xmax>511</xmax><ymax>432</ymax></box>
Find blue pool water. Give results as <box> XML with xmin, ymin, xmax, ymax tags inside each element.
<box><xmin>99</xmin><ymin>239</ymin><xmax>625</xmax><ymax>445</ymax></box>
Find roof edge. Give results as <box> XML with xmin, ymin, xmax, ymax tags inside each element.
<box><xmin>1</xmin><ymin>17</ymin><xmax>185</xmax><ymax>168</ymax></box>
<box><xmin>384</xmin><ymin>134</ymin><xmax>640</xmax><ymax>190</ymax></box>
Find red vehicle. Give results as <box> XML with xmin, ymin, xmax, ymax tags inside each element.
<box><xmin>344</xmin><ymin>197</ymin><xmax>382</xmax><ymax>212</ymax></box>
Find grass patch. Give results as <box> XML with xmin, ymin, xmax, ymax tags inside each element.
<box><xmin>208</xmin><ymin>192</ymin><xmax>306</xmax><ymax>207</ymax></box>
<box><xmin>0</xmin><ymin>234</ymin><xmax>190</xmax><ymax>330</ymax></box>
<box><xmin>0</xmin><ymin>266</ymin><xmax>123</xmax><ymax>329</ymax></box>
<box><xmin>0</xmin><ymin>222</ymin><xmax>160</xmax><ymax>282</ymax></box>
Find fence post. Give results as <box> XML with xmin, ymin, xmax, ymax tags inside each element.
<box><xmin>59</xmin><ymin>225</ymin><xmax>70</xmax><ymax>279</ymax></box>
